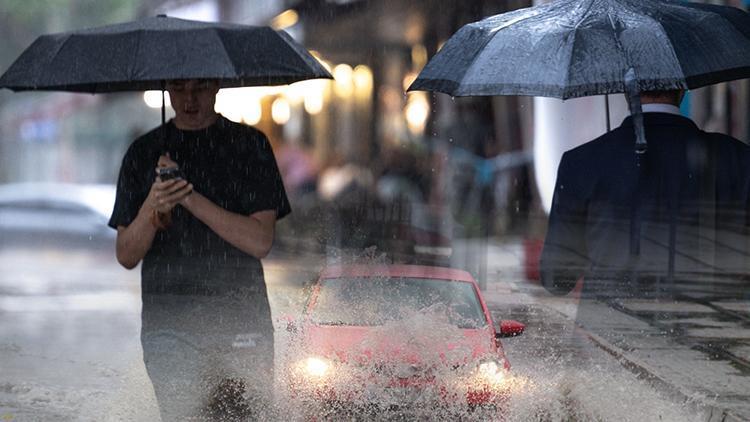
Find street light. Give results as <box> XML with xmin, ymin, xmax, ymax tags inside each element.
<box><xmin>272</xmin><ymin>97</ymin><xmax>291</xmax><ymax>125</ymax></box>
<box><xmin>333</xmin><ymin>64</ymin><xmax>354</xmax><ymax>98</ymax></box>
<box><xmin>143</xmin><ymin>90</ymin><xmax>170</xmax><ymax>108</ymax></box>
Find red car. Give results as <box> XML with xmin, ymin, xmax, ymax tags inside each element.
<box><xmin>282</xmin><ymin>264</ymin><xmax>525</xmax><ymax>418</ymax></box>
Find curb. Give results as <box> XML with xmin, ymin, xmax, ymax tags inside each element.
<box><xmin>574</xmin><ymin>317</ymin><xmax>746</xmax><ymax>422</ymax></box>
<box><xmin>476</xmin><ymin>237</ymin><xmax>748</xmax><ymax>422</ymax></box>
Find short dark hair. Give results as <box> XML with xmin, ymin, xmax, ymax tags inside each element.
<box><xmin>640</xmin><ymin>89</ymin><xmax>684</xmax><ymax>106</ymax></box>
<box><xmin>165</xmin><ymin>79</ymin><xmax>219</xmax><ymax>89</ymax></box>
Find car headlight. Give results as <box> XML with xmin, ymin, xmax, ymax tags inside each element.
<box><xmin>475</xmin><ymin>359</ymin><xmax>506</xmax><ymax>387</ymax></box>
<box><xmin>300</xmin><ymin>356</ymin><xmax>332</xmax><ymax>378</ymax></box>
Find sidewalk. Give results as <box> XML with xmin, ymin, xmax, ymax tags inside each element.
<box><xmin>474</xmin><ymin>237</ymin><xmax>750</xmax><ymax>422</ymax></box>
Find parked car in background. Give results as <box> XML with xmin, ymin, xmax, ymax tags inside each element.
<box><xmin>282</xmin><ymin>264</ymin><xmax>525</xmax><ymax>419</ymax></box>
<box><xmin>0</xmin><ymin>183</ymin><xmax>116</xmax><ymax>249</ymax></box>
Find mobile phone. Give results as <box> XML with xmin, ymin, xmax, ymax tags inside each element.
<box><xmin>158</xmin><ymin>167</ymin><xmax>184</xmax><ymax>181</ymax></box>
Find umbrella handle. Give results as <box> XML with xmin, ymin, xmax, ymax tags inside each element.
<box><xmin>161</xmin><ymin>83</ymin><xmax>166</xmax><ymax>128</ymax></box>
<box><xmin>160</xmin><ymin>81</ymin><xmax>169</xmax><ymax>155</ymax></box>
<box><xmin>624</xmin><ymin>68</ymin><xmax>647</xmax><ymax>155</ymax></box>
<box><xmin>624</xmin><ymin>68</ymin><xmax>647</xmax><ymax>257</ymax></box>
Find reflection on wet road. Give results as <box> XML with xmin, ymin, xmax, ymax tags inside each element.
<box><xmin>0</xmin><ymin>243</ymin><xmax>745</xmax><ymax>421</ymax></box>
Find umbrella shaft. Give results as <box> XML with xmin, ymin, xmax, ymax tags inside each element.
<box><xmin>161</xmin><ymin>85</ymin><xmax>166</xmax><ymax>126</ymax></box>
<box><xmin>605</xmin><ymin>95</ymin><xmax>611</xmax><ymax>132</ymax></box>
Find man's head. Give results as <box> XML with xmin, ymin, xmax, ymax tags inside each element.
<box><xmin>166</xmin><ymin>79</ymin><xmax>220</xmax><ymax>130</ymax></box>
<box><xmin>640</xmin><ymin>89</ymin><xmax>685</xmax><ymax>107</ymax></box>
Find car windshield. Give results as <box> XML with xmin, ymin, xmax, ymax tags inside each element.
<box><xmin>309</xmin><ymin>276</ymin><xmax>487</xmax><ymax>328</ymax></box>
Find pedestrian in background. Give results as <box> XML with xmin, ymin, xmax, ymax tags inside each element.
<box><xmin>541</xmin><ymin>89</ymin><xmax>750</xmax><ymax>303</ymax></box>
<box><xmin>109</xmin><ymin>79</ymin><xmax>290</xmax><ymax>421</ymax></box>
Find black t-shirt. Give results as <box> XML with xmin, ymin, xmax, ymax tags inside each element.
<box><xmin>109</xmin><ymin>116</ymin><xmax>291</xmax><ymax>297</ymax></box>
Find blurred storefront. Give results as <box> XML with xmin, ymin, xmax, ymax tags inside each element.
<box><xmin>282</xmin><ymin>0</ymin><xmax>536</xmax><ymax>249</ymax></box>
<box><xmin>1</xmin><ymin>0</ymin><xmax>747</xmax><ymax>254</ymax></box>
<box><xmin>0</xmin><ymin>92</ymin><xmax>154</xmax><ymax>184</ymax></box>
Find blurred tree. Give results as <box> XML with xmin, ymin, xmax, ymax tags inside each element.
<box><xmin>0</xmin><ymin>0</ymin><xmax>140</xmax><ymax>72</ymax></box>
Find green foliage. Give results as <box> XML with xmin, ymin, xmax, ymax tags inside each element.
<box><xmin>68</xmin><ymin>0</ymin><xmax>137</xmax><ymax>28</ymax></box>
<box><xmin>0</xmin><ymin>0</ymin><xmax>139</xmax><ymax>70</ymax></box>
<box><xmin>2</xmin><ymin>1</ymin><xmax>52</xmax><ymax>25</ymax></box>
<box><xmin>3</xmin><ymin>0</ymin><xmax>135</xmax><ymax>26</ymax></box>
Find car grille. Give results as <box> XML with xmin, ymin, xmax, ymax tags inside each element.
<box><xmin>373</xmin><ymin>361</ymin><xmax>433</xmax><ymax>380</ymax></box>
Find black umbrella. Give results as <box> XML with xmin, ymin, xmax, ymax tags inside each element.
<box><xmin>409</xmin><ymin>0</ymin><xmax>750</xmax><ymax>99</ymax></box>
<box><xmin>409</xmin><ymin>0</ymin><xmax>750</xmax><ymax>275</ymax></box>
<box><xmin>0</xmin><ymin>14</ymin><xmax>333</xmax><ymax>132</ymax></box>
<box><xmin>0</xmin><ymin>15</ymin><xmax>332</xmax><ymax>93</ymax></box>
<box><xmin>408</xmin><ymin>0</ymin><xmax>750</xmax><ymax>151</ymax></box>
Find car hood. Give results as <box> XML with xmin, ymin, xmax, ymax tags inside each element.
<box><xmin>301</xmin><ymin>324</ymin><xmax>500</xmax><ymax>368</ymax></box>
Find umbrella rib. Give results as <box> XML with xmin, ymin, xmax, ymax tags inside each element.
<box><xmin>606</xmin><ymin>9</ymin><xmax>633</xmax><ymax>87</ymax></box>
<box><xmin>458</xmin><ymin>8</ymin><xmax>549</xmax><ymax>95</ymax></box>
<box><xmin>644</xmin><ymin>7</ymin><xmax>685</xmax><ymax>89</ymax></box>
<box><xmin>216</xmin><ymin>29</ymin><xmax>239</xmax><ymax>81</ymax></box>
<box><xmin>665</xmin><ymin>1</ymin><xmax>750</xmax><ymax>89</ymax></box>
<box><xmin>564</xmin><ymin>0</ymin><xmax>598</xmax><ymax>96</ymax></box>
<box><xmin>485</xmin><ymin>5</ymin><xmax>547</xmax><ymax>35</ymax></box>
<box><xmin>129</xmin><ymin>29</ymin><xmax>143</xmax><ymax>90</ymax></box>
<box><xmin>573</xmin><ymin>0</ymin><xmax>597</xmax><ymax>27</ymax></box>
<box><xmin>464</xmin><ymin>30</ymin><xmax>505</xmax><ymax>92</ymax></box>
<box><xmin>618</xmin><ymin>0</ymin><xmax>687</xmax><ymax>90</ymax></box>
<box><xmin>37</xmin><ymin>34</ymin><xmax>73</xmax><ymax>90</ymax></box>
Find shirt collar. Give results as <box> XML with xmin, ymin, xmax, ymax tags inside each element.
<box><xmin>640</xmin><ymin>103</ymin><xmax>681</xmax><ymax>115</ymax></box>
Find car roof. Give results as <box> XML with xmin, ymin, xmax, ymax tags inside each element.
<box><xmin>319</xmin><ymin>264</ymin><xmax>476</xmax><ymax>283</ymax></box>
<box><xmin>0</xmin><ymin>183</ymin><xmax>116</xmax><ymax>218</ymax></box>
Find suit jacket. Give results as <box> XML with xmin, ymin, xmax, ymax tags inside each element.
<box><xmin>540</xmin><ymin>112</ymin><xmax>750</xmax><ymax>300</ymax></box>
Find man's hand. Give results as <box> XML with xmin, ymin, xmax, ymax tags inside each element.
<box><xmin>149</xmin><ymin>153</ymin><xmax>193</xmax><ymax>213</ymax></box>
<box><xmin>115</xmin><ymin>154</ymin><xmax>192</xmax><ymax>269</ymax></box>
<box><xmin>157</xmin><ymin>153</ymin><xmax>179</xmax><ymax>170</ymax></box>
<box><xmin>147</xmin><ymin>177</ymin><xmax>193</xmax><ymax>214</ymax></box>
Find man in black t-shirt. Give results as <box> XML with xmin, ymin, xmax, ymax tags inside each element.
<box><xmin>109</xmin><ymin>79</ymin><xmax>290</xmax><ymax>421</ymax></box>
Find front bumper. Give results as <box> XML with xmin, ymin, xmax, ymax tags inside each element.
<box><xmin>285</xmin><ymin>371</ymin><xmax>510</xmax><ymax>408</ymax></box>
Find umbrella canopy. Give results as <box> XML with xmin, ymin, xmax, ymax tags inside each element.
<box><xmin>0</xmin><ymin>15</ymin><xmax>332</xmax><ymax>93</ymax></box>
<box><xmin>408</xmin><ymin>0</ymin><xmax>750</xmax><ymax>99</ymax></box>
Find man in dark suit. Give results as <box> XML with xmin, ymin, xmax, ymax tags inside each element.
<box><xmin>540</xmin><ymin>90</ymin><xmax>750</xmax><ymax>302</ymax></box>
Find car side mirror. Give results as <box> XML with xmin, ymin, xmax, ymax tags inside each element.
<box><xmin>496</xmin><ymin>319</ymin><xmax>525</xmax><ymax>338</ymax></box>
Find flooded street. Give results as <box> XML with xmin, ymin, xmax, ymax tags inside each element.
<box><xmin>2</xmin><ymin>240</ymin><xmax>742</xmax><ymax>421</ymax></box>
